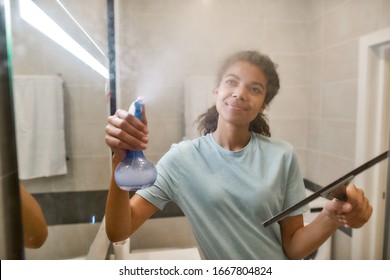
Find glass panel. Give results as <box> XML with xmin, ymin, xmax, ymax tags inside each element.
<box><xmin>8</xmin><ymin>0</ymin><xmax>110</xmax><ymax>259</ymax></box>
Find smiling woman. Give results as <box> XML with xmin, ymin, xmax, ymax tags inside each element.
<box><xmin>214</xmin><ymin>60</ymin><xmax>268</xmax><ymax>137</ymax></box>
<box><xmin>197</xmin><ymin>52</ymin><xmax>280</xmax><ymax>139</ymax></box>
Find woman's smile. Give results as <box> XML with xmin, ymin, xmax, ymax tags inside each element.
<box><xmin>225</xmin><ymin>99</ymin><xmax>248</xmax><ymax>111</ymax></box>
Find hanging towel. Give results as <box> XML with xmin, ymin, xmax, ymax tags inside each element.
<box><xmin>12</xmin><ymin>75</ymin><xmax>67</xmax><ymax>179</ymax></box>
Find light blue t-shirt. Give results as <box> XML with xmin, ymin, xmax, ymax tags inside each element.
<box><xmin>137</xmin><ymin>132</ymin><xmax>308</xmax><ymax>259</ymax></box>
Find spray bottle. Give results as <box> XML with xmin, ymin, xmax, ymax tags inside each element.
<box><xmin>114</xmin><ymin>97</ymin><xmax>157</xmax><ymax>191</ymax></box>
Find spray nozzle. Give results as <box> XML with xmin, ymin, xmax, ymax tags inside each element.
<box><xmin>128</xmin><ymin>96</ymin><xmax>144</xmax><ymax>120</ymax></box>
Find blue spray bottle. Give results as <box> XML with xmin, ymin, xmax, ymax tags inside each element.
<box><xmin>114</xmin><ymin>98</ymin><xmax>157</xmax><ymax>191</ymax></box>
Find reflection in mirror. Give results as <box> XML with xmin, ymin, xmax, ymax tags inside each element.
<box><xmin>9</xmin><ymin>0</ymin><xmax>110</xmax><ymax>259</ymax></box>
<box><xmin>19</xmin><ymin>184</ymin><xmax>48</xmax><ymax>249</ymax></box>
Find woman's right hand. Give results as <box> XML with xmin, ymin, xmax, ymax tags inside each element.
<box><xmin>105</xmin><ymin>107</ymin><xmax>149</xmax><ymax>161</ymax></box>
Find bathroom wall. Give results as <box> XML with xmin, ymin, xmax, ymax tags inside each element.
<box><xmin>8</xmin><ymin>0</ymin><xmax>111</xmax><ymax>259</ymax></box>
<box><xmin>115</xmin><ymin>0</ymin><xmax>390</xmax><ymax>258</ymax></box>
<box><xmin>306</xmin><ymin>0</ymin><xmax>389</xmax><ymax>191</ymax></box>
<box><xmin>305</xmin><ymin>0</ymin><xmax>390</xmax><ymax>259</ymax></box>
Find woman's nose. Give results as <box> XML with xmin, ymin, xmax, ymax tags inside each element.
<box><xmin>232</xmin><ymin>85</ymin><xmax>247</xmax><ymax>99</ymax></box>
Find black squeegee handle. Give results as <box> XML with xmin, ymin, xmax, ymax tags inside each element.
<box><xmin>262</xmin><ymin>150</ymin><xmax>389</xmax><ymax>227</ymax></box>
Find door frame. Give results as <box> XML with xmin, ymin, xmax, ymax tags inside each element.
<box><xmin>353</xmin><ymin>27</ymin><xmax>390</xmax><ymax>259</ymax></box>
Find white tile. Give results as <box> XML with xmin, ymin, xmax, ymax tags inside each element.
<box><xmin>270</xmin><ymin>119</ymin><xmax>307</xmax><ymax>148</ymax></box>
<box><xmin>264</xmin><ymin>21</ymin><xmax>308</xmax><ymax>54</ymax></box>
<box><xmin>269</xmin><ymin>86</ymin><xmax>308</xmax><ymax>119</ymax></box>
<box><xmin>323</xmin><ymin>0</ymin><xmax>347</xmax><ymax>13</ymax></box>
<box><xmin>307</xmin><ymin>119</ymin><xmax>321</xmax><ymax>150</ymax></box>
<box><xmin>321</xmin><ymin>80</ymin><xmax>357</xmax><ymax>119</ymax></box>
<box><xmin>322</xmin><ymin>40</ymin><xmax>358</xmax><ymax>82</ymax></box>
<box><xmin>307</xmin><ymin>17</ymin><xmax>323</xmax><ymax>52</ymax></box>
<box><xmin>307</xmin><ymin>52</ymin><xmax>323</xmax><ymax>85</ymax></box>
<box><xmin>262</xmin><ymin>0</ymin><xmax>310</xmax><ymax>21</ymax></box>
<box><xmin>306</xmin><ymin>0</ymin><xmax>323</xmax><ymax>20</ymax></box>
<box><xmin>271</xmin><ymin>54</ymin><xmax>308</xmax><ymax>86</ymax></box>
<box><xmin>380</xmin><ymin>0</ymin><xmax>390</xmax><ymax>28</ymax></box>
<box><xmin>319</xmin><ymin>119</ymin><xmax>356</xmax><ymax>159</ymax></box>
<box><xmin>307</xmin><ymin>85</ymin><xmax>321</xmax><ymax>118</ymax></box>
<box><xmin>323</xmin><ymin>0</ymin><xmax>381</xmax><ymax>47</ymax></box>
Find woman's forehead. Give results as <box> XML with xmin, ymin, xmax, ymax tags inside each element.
<box><xmin>223</xmin><ymin>61</ymin><xmax>266</xmax><ymax>83</ymax></box>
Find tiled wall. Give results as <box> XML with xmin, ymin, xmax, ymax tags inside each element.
<box><xmin>305</xmin><ymin>0</ymin><xmax>389</xmax><ymax>185</ymax></box>
<box><xmin>306</xmin><ymin>0</ymin><xmax>390</xmax><ymax>259</ymax></box>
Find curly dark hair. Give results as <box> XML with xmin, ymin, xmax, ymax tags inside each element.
<box><xmin>197</xmin><ymin>50</ymin><xmax>280</xmax><ymax>137</ymax></box>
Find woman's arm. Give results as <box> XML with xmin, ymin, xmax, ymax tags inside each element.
<box><xmin>19</xmin><ymin>185</ymin><xmax>48</xmax><ymax>248</ymax></box>
<box><xmin>280</xmin><ymin>183</ymin><xmax>372</xmax><ymax>259</ymax></box>
<box><xmin>280</xmin><ymin>212</ymin><xmax>340</xmax><ymax>259</ymax></box>
<box><xmin>105</xmin><ymin>155</ymin><xmax>158</xmax><ymax>242</ymax></box>
<box><xmin>104</xmin><ymin>108</ymin><xmax>158</xmax><ymax>242</ymax></box>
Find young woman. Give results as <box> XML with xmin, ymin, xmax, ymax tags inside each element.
<box><xmin>104</xmin><ymin>50</ymin><xmax>372</xmax><ymax>259</ymax></box>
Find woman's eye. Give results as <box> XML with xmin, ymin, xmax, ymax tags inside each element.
<box><xmin>226</xmin><ymin>79</ymin><xmax>237</xmax><ymax>86</ymax></box>
<box><xmin>250</xmin><ymin>87</ymin><xmax>262</xmax><ymax>94</ymax></box>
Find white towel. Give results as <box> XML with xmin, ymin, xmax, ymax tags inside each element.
<box><xmin>12</xmin><ymin>75</ymin><xmax>67</xmax><ymax>179</ymax></box>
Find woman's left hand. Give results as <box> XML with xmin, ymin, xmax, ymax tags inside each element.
<box><xmin>324</xmin><ymin>184</ymin><xmax>373</xmax><ymax>228</ymax></box>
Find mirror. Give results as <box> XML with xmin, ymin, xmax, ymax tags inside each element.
<box><xmin>4</xmin><ymin>0</ymin><xmax>389</xmax><ymax>260</ymax></box>
<box><xmin>9</xmin><ymin>0</ymin><xmax>110</xmax><ymax>259</ymax></box>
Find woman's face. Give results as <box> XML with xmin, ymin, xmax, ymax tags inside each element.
<box><xmin>215</xmin><ymin>60</ymin><xmax>267</xmax><ymax>129</ymax></box>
